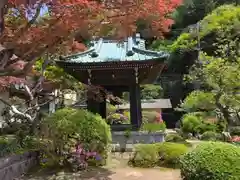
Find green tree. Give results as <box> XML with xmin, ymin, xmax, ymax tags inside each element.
<box><xmin>175</xmin><ymin>5</ymin><xmax>240</xmax><ymax>125</ymax></box>
<box><xmin>177</xmin><ymin>90</ymin><xmax>216</xmax><ymax>112</ymax></box>
<box><xmin>141</xmin><ymin>84</ymin><xmax>163</xmax><ymax>100</ymax></box>
<box><xmin>171</xmin><ymin>0</ymin><xmax>237</xmax><ymax>38</ymax></box>
<box><xmin>187</xmin><ymin>53</ymin><xmax>240</xmax><ymax>125</ymax></box>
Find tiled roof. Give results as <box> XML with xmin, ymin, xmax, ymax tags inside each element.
<box><xmin>59</xmin><ymin>34</ymin><xmax>169</xmax><ymax>63</ymax></box>
<box><xmin>117</xmin><ymin>99</ymin><xmax>172</xmax><ymax>109</ymax></box>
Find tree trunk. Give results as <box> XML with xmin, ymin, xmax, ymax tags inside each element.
<box><xmin>0</xmin><ymin>0</ymin><xmax>7</xmax><ymax>35</ymax></box>
<box><xmin>215</xmin><ymin>92</ymin><xmax>231</xmax><ymax>130</ymax></box>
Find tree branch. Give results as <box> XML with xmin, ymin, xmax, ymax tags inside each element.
<box><xmin>0</xmin><ymin>0</ymin><xmax>43</xmax><ymax>42</ymax></box>
<box><xmin>31</xmin><ymin>55</ymin><xmax>50</xmax><ymax>95</ymax></box>
<box><xmin>0</xmin><ymin>49</ymin><xmax>14</xmax><ymax>69</ymax></box>
<box><xmin>0</xmin><ymin>0</ymin><xmax>7</xmax><ymax>35</ymax></box>
<box><xmin>0</xmin><ymin>97</ymin><xmax>33</xmax><ymax>121</ymax></box>
<box><xmin>23</xmin><ymin>85</ymin><xmax>34</xmax><ymax>101</ymax></box>
<box><xmin>0</xmin><ymin>36</ymin><xmax>62</xmax><ymax>77</ymax></box>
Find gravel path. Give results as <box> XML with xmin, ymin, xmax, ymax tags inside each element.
<box><xmin>19</xmin><ymin>153</ymin><xmax>181</xmax><ymax>180</ymax></box>
<box><xmin>106</xmin><ymin>167</ymin><xmax>181</xmax><ymax>180</ymax></box>
<box><xmin>19</xmin><ymin>167</ymin><xmax>181</xmax><ymax>180</ymax></box>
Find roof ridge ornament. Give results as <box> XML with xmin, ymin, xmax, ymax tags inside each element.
<box><xmin>126</xmin><ymin>37</ymin><xmax>134</xmax><ymax>56</ymax></box>
<box><xmin>91</xmin><ymin>38</ymin><xmax>103</xmax><ymax>58</ymax></box>
<box><xmin>135</xmin><ymin>33</ymin><xmax>141</xmax><ymax>44</ymax></box>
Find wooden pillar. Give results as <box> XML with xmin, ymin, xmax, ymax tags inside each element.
<box><xmin>99</xmin><ymin>92</ymin><xmax>106</xmax><ymax>119</ymax></box>
<box><xmin>112</xmin><ymin>90</ymin><xmax>123</xmax><ymax>98</ymax></box>
<box><xmin>129</xmin><ymin>84</ymin><xmax>142</xmax><ymax>130</ymax></box>
<box><xmin>87</xmin><ymin>90</ymin><xmax>106</xmax><ymax>119</ymax></box>
<box><xmin>87</xmin><ymin>97</ymin><xmax>100</xmax><ymax>115</ymax></box>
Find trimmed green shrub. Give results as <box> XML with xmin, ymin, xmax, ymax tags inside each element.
<box><xmin>41</xmin><ymin>108</ymin><xmax>112</xmax><ymax>167</ymax></box>
<box><xmin>196</xmin><ymin>122</ymin><xmax>217</xmax><ymax>134</ymax></box>
<box><xmin>201</xmin><ymin>131</ymin><xmax>218</xmax><ymax>141</ymax></box>
<box><xmin>165</xmin><ymin>134</ymin><xmax>192</xmax><ymax>147</ymax></box>
<box><xmin>129</xmin><ymin>144</ymin><xmax>159</xmax><ymax>167</ymax></box>
<box><xmin>230</xmin><ymin>126</ymin><xmax>240</xmax><ymax>136</ymax></box>
<box><xmin>180</xmin><ymin>142</ymin><xmax>240</xmax><ymax>180</ymax></box>
<box><xmin>181</xmin><ymin>113</ymin><xmax>222</xmax><ymax>136</ymax></box>
<box><xmin>165</xmin><ymin>134</ymin><xmax>185</xmax><ymax>142</ymax></box>
<box><xmin>181</xmin><ymin>114</ymin><xmax>202</xmax><ymax>135</ymax></box>
<box><xmin>129</xmin><ymin>143</ymin><xmax>188</xmax><ymax>168</ymax></box>
<box><xmin>140</xmin><ymin>122</ymin><xmax>166</xmax><ymax>132</ymax></box>
<box><xmin>156</xmin><ymin>142</ymin><xmax>188</xmax><ymax>168</ymax></box>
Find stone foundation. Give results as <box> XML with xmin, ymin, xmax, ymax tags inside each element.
<box><xmin>111</xmin><ymin>131</ymin><xmax>165</xmax><ymax>151</ymax></box>
<box><xmin>0</xmin><ymin>151</ymin><xmax>38</xmax><ymax>180</ymax></box>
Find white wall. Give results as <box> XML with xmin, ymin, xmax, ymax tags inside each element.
<box><xmin>64</xmin><ymin>92</ymin><xmax>77</xmax><ymax>106</ymax></box>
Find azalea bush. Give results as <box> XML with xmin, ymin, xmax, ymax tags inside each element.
<box><xmin>231</xmin><ymin>136</ymin><xmax>240</xmax><ymax>146</ymax></box>
<box><xmin>64</xmin><ymin>143</ymin><xmax>102</xmax><ymax>171</ymax></box>
<box><xmin>40</xmin><ymin>108</ymin><xmax>111</xmax><ymax>170</ymax></box>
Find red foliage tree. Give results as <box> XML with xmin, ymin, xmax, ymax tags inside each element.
<box><xmin>0</xmin><ymin>0</ymin><xmax>181</xmax><ymax>126</ymax></box>
<box><xmin>0</xmin><ymin>0</ymin><xmax>182</xmax><ymax>89</ymax></box>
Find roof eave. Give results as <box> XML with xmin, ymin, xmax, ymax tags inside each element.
<box><xmin>132</xmin><ymin>46</ymin><xmax>170</xmax><ymax>58</ymax></box>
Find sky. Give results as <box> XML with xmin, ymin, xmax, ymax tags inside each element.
<box><xmin>25</xmin><ymin>3</ymin><xmax>49</xmax><ymax>20</ymax></box>
<box><xmin>40</xmin><ymin>5</ymin><xmax>48</xmax><ymax>16</ymax></box>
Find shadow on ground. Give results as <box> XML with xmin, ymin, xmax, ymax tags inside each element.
<box><xmin>19</xmin><ymin>167</ymin><xmax>115</xmax><ymax>180</ymax></box>
<box><xmin>19</xmin><ymin>153</ymin><xmax>181</xmax><ymax>180</ymax></box>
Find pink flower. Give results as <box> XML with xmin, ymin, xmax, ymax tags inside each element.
<box><xmin>91</xmin><ymin>152</ymin><xmax>97</xmax><ymax>156</ymax></box>
<box><xmin>231</xmin><ymin>136</ymin><xmax>240</xmax><ymax>142</ymax></box>
<box><xmin>76</xmin><ymin>147</ymin><xmax>83</xmax><ymax>153</ymax></box>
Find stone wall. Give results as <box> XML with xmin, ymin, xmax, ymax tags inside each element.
<box><xmin>0</xmin><ymin>151</ymin><xmax>38</xmax><ymax>180</ymax></box>
<box><xmin>0</xmin><ymin>92</ymin><xmax>9</xmax><ymax>128</ymax></box>
<box><xmin>111</xmin><ymin>131</ymin><xmax>165</xmax><ymax>151</ymax></box>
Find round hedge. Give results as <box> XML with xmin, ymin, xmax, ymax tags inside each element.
<box><xmin>180</xmin><ymin>142</ymin><xmax>240</xmax><ymax>180</ymax></box>
<box><xmin>156</xmin><ymin>142</ymin><xmax>188</xmax><ymax>168</ymax></box>
<box><xmin>165</xmin><ymin>134</ymin><xmax>185</xmax><ymax>142</ymax></box>
<box><xmin>201</xmin><ymin>131</ymin><xmax>218</xmax><ymax>141</ymax></box>
<box><xmin>129</xmin><ymin>144</ymin><xmax>159</xmax><ymax>167</ymax></box>
<box><xmin>42</xmin><ymin>108</ymin><xmax>112</xmax><ymax>165</ymax></box>
<box><xmin>129</xmin><ymin>143</ymin><xmax>188</xmax><ymax>168</ymax></box>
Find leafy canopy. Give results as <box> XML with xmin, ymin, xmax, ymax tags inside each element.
<box><xmin>141</xmin><ymin>84</ymin><xmax>163</xmax><ymax>100</ymax></box>
<box><xmin>171</xmin><ymin>5</ymin><xmax>240</xmax><ymax>51</ymax></box>
<box><xmin>178</xmin><ymin>90</ymin><xmax>215</xmax><ymax>112</ymax></box>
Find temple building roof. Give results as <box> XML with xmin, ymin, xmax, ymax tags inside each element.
<box><xmin>59</xmin><ymin>34</ymin><xmax>169</xmax><ymax>63</ymax></box>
